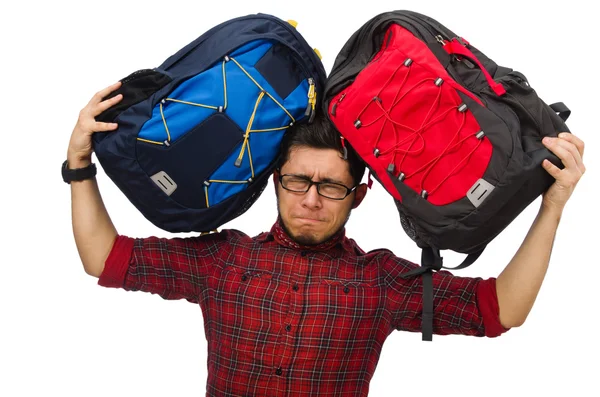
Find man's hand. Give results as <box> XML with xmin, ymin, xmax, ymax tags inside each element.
<box><xmin>541</xmin><ymin>132</ymin><xmax>586</xmax><ymax>214</ymax></box>
<box><xmin>67</xmin><ymin>81</ymin><xmax>123</xmax><ymax>167</ymax></box>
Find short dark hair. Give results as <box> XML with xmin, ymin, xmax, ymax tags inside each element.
<box><xmin>277</xmin><ymin>112</ymin><xmax>366</xmax><ymax>185</ymax></box>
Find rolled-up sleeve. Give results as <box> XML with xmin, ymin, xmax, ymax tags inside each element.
<box><xmin>98</xmin><ymin>235</ymin><xmax>135</xmax><ymax>289</ymax></box>
<box><xmin>98</xmin><ymin>232</ymin><xmax>227</xmax><ymax>303</ymax></box>
<box><xmin>476</xmin><ymin>277</ymin><xmax>511</xmax><ymax>337</ymax></box>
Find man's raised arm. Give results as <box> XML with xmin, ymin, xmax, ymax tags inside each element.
<box><xmin>66</xmin><ymin>82</ymin><xmax>123</xmax><ymax>278</ymax></box>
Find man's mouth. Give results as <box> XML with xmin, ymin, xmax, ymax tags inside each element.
<box><xmin>295</xmin><ymin>216</ymin><xmax>324</xmax><ymax>223</ymax></box>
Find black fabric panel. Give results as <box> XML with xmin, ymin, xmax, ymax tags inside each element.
<box><xmin>401</xmin><ymin>10</ymin><xmax>459</xmax><ymax>40</ymax></box>
<box><xmin>482</xmin><ymin>72</ymin><xmax>567</xmax><ymax>162</ymax></box>
<box><xmin>255</xmin><ymin>43</ymin><xmax>306</xmax><ymax>99</ymax></box>
<box><xmin>460</xmin><ymin>92</ymin><xmax>516</xmax><ymax>187</ymax></box>
<box><xmin>455</xmin><ymin>163</ymin><xmax>556</xmax><ymax>254</ymax></box>
<box><xmin>96</xmin><ymin>69</ymin><xmax>172</xmax><ymax>123</ymax></box>
<box><xmin>136</xmin><ymin>113</ymin><xmax>243</xmax><ymax>209</ymax></box>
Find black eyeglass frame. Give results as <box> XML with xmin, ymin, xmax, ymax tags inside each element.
<box><xmin>278</xmin><ymin>173</ymin><xmax>357</xmax><ymax>200</ymax></box>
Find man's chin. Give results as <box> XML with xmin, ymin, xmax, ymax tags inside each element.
<box><xmin>281</xmin><ymin>219</ymin><xmax>328</xmax><ymax>246</ymax></box>
<box><xmin>289</xmin><ymin>224</ymin><xmax>327</xmax><ymax>246</ymax></box>
<box><xmin>290</xmin><ymin>231</ymin><xmax>324</xmax><ymax>246</ymax></box>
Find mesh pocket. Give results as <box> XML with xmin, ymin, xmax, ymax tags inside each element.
<box><xmin>395</xmin><ymin>200</ymin><xmax>431</xmax><ymax>249</ymax></box>
<box><xmin>96</xmin><ymin>69</ymin><xmax>172</xmax><ymax>123</ymax></box>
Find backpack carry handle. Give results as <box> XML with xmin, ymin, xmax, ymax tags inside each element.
<box><xmin>549</xmin><ymin>102</ymin><xmax>571</xmax><ymax>122</ymax></box>
<box><xmin>442</xmin><ymin>38</ymin><xmax>507</xmax><ymax>96</ymax></box>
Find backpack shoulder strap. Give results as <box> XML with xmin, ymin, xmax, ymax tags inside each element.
<box><xmin>399</xmin><ymin>246</ymin><xmax>484</xmax><ymax>341</ymax></box>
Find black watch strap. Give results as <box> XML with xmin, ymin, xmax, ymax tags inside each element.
<box><xmin>62</xmin><ymin>160</ymin><xmax>97</xmax><ymax>184</ymax></box>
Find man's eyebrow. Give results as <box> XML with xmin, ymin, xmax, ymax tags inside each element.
<box><xmin>320</xmin><ymin>177</ymin><xmax>346</xmax><ymax>185</ymax></box>
<box><xmin>286</xmin><ymin>173</ymin><xmax>346</xmax><ymax>185</ymax></box>
<box><xmin>286</xmin><ymin>173</ymin><xmax>311</xmax><ymax>179</ymax></box>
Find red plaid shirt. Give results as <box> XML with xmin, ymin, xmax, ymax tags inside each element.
<box><xmin>99</xmin><ymin>219</ymin><xmax>508</xmax><ymax>396</ymax></box>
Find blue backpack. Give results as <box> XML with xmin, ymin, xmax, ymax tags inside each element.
<box><xmin>94</xmin><ymin>13</ymin><xmax>326</xmax><ymax>233</ymax></box>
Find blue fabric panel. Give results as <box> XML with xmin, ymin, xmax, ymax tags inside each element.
<box><xmin>138</xmin><ymin>40</ymin><xmax>274</xmax><ymax>143</ymax></box>
<box><xmin>207</xmin><ymin>82</ymin><xmax>310</xmax><ymax>204</ymax></box>
<box><xmin>207</xmin><ymin>130</ymin><xmax>286</xmax><ymax>203</ymax></box>
<box><xmin>138</xmin><ymin>63</ymin><xmax>225</xmax><ymax>142</ymax></box>
<box><xmin>231</xmin><ymin>78</ymin><xmax>309</xmax><ymax>132</ymax></box>
<box><xmin>283</xmin><ymin>78</ymin><xmax>311</xmax><ymax>120</ymax></box>
<box><xmin>222</xmin><ymin>65</ymin><xmax>269</xmax><ymax>131</ymax></box>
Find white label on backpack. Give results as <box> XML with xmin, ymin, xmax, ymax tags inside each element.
<box><xmin>467</xmin><ymin>178</ymin><xmax>495</xmax><ymax>208</ymax></box>
<box><xmin>151</xmin><ymin>171</ymin><xmax>177</xmax><ymax>196</ymax></box>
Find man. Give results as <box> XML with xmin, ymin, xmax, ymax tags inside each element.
<box><xmin>67</xmin><ymin>81</ymin><xmax>585</xmax><ymax>396</ymax></box>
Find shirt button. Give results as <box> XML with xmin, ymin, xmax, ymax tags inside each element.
<box><xmin>276</xmin><ymin>368</ymin><xmax>283</xmax><ymax>376</ymax></box>
<box><xmin>241</xmin><ymin>274</ymin><xmax>248</xmax><ymax>281</ymax></box>
<box><xmin>292</xmin><ymin>284</ymin><xmax>299</xmax><ymax>291</ymax></box>
<box><xmin>300</xmin><ymin>251</ymin><xmax>307</xmax><ymax>257</ymax></box>
<box><xmin>343</xmin><ymin>286</ymin><xmax>350</xmax><ymax>294</ymax></box>
<box><xmin>285</xmin><ymin>324</ymin><xmax>292</xmax><ymax>332</ymax></box>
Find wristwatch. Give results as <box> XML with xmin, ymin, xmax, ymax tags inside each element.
<box><xmin>62</xmin><ymin>159</ymin><xmax>97</xmax><ymax>184</ymax></box>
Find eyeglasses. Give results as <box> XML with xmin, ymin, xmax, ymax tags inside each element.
<box><xmin>278</xmin><ymin>174</ymin><xmax>357</xmax><ymax>200</ymax></box>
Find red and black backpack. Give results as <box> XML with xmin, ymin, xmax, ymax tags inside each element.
<box><xmin>323</xmin><ymin>10</ymin><xmax>571</xmax><ymax>341</ymax></box>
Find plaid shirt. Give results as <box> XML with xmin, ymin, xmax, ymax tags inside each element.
<box><xmin>99</xmin><ymin>219</ymin><xmax>508</xmax><ymax>396</ymax></box>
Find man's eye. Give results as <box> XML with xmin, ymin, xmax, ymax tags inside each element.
<box><xmin>320</xmin><ymin>184</ymin><xmax>345</xmax><ymax>195</ymax></box>
<box><xmin>285</xmin><ymin>177</ymin><xmax>310</xmax><ymax>189</ymax></box>
<box><xmin>288</xmin><ymin>177</ymin><xmax>307</xmax><ymax>183</ymax></box>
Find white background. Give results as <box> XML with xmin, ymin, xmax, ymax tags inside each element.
<box><xmin>1</xmin><ymin>1</ymin><xmax>598</xmax><ymax>396</ymax></box>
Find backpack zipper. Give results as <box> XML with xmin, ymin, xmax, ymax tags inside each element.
<box><xmin>304</xmin><ymin>77</ymin><xmax>317</xmax><ymax>122</ymax></box>
<box><xmin>121</xmin><ymin>69</ymin><xmax>162</xmax><ymax>85</ymax></box>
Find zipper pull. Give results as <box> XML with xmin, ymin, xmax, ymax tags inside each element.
<box><xmin>331</xmin><ymin>92</ymin><xmax>346</xmax><ymax>116</ymax></box>
<box><xmin>309</xmin><ymin>92</ymin><xmax>317</xmax><ymax>123</ymax></box>
<box><xmin>305</xmin><ymin>78</ymin><xmax>317</xmax><ymax>122</ymax></box>
<box><xmin>340</xmin><ymin>136</ymin><xmax>348</xmax><ymax>160</ymax></box>
<box><xmin>235</xmin><ymin>134</ymin><xmax>249</xmax><ymax>167</ymax></box>
<box><xmin>307</xmin><ymin>77</ymin><xmax>315</xmax><ymax>100</ymax></box>
<box><xmin>435</xmin><ymin>35</ymin><xmax>448</xmax><ymax>46</ymax></box>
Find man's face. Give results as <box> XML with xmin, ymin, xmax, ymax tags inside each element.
<box><xmin>275</xmin><ymin>146</ymin><xmax>366</xmax><ymax>245</ymax></box>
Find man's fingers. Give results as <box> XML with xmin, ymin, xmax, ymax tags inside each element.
<box><xmin>90</xmin><ymin>81</ymin><xmax>122</xmax><ymax>105</ymax></box>
<box><xmin>94</xmin><ymin>93</ymin><xmax>123</xmax><ymax>116</ymax></box>
<box><xmin>543</xmin><ymin>137</ymin><xmax>577</xmax><ymax>171</ymax></box>
<box><xmin>92</xmin><ymin>121</ymin><xmax>119</xmax><ymax>132</ymax></box>
<box><xmin>551</xmin><ymin>136</ymin><xmax>584</xmax><ymax>172</ymax></box>
<box><xmin>542</xmin><ymin>159</ymin><xmax>562</xmax><ymax>180</ymax></box>
<box><xmin>558</xmin><ymin>132</ymin><xmax>585</xmax><ymax>157</ymax></box>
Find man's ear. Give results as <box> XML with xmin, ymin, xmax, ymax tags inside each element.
<box><xmin>273</xmin><ymin>169</ymin><xmax>280</xmax><ymax>197</ymax></box>
<box><xmin>351</xmin><ymin>183</ymin><xmax>368</xmax><ymax>209</ymax></box>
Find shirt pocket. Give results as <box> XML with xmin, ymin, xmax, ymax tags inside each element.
<box><xmin>213</xmin><ymin>264</ymin><xmax>284</xmax><ymax>354</ymax></box>
<box><xmin>218</xmin><ymin>264</ymin><xmax>277</xmax><ymax>311</ymax></box>
<box><xmin>313</xmin><ymin>277</ymin><xmax>388</xmax><ymax>345</ymax></box>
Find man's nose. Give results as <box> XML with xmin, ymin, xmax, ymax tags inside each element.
<box><xmin>301</xmin><ymin>184</ymin><xmax>322</xmax><ymax>208</ymax></box>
